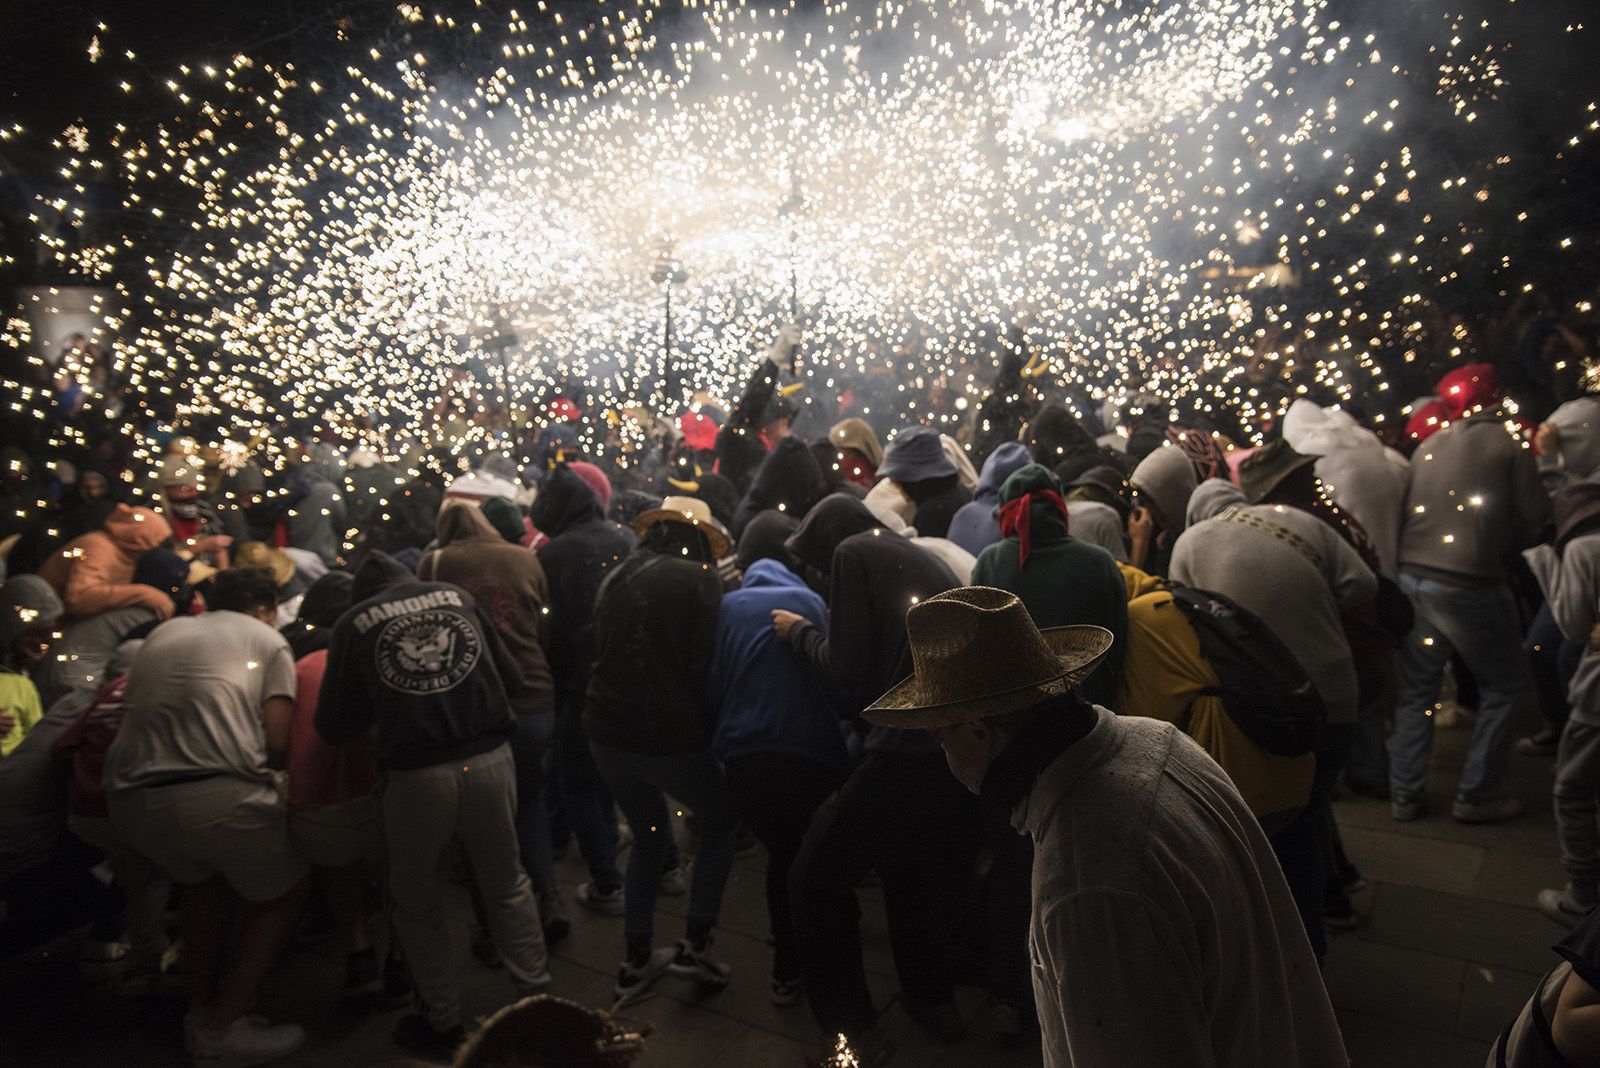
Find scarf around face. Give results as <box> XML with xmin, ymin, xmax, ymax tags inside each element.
<box><xmin>997</xmin><ymin>489</ymin><xmax>1068</xmax><ymax>567</ymax></box>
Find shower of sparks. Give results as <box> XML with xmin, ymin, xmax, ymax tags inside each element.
<box><xmin>3</xmin><ymin>0</ymin><xmax>1596</xmax><ymax>475</ymax></box>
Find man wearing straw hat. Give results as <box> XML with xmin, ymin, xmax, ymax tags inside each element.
<box><xmin>865</xmin><ymin>587</ymin><xmax>1347</xmax><ymax>1067</ymax></box>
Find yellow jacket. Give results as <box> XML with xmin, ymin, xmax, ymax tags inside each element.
<box><xmin>1116</xmin><ymin>564</ymin><xmax>1314</xmax><ymax>828</ymax></box>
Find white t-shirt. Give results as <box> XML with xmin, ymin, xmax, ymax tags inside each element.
<box><xmin>104</xmin><ymin>611</ymin><xmax>296</xmax><ymax>792</ymax></box>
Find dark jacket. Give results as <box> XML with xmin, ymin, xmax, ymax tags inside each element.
<box><xmin>946</xmin><ymin>442</ymin><xmax>1031</xmax><ymax>556</ymax></box>
<box><xmin>316</xmin><ymin>551</ymin><xmax>522</xmax><ymax>770</ymax></box>
<box><xmin>715</xmin><ymin>357</ymin><xmax>796</xmax><ymax>495</ymax></box>
<box><xmin>531</xmin><ymin>467</ymin><xmax>637</xmax><ymax>722</ymax></box>
<box><xmin>970</xmin><ymin>465</ymin><xmax>1129</xmax><ymax>706</ymax></box>
<box><xmin>708</xmin><ymin>559</ymin><xmax>846</xmax><ymax>767</ymax></box>
<box><xmin>583</xmin><ymin>547</ymin><xmax>722</xmax><ymax>755</ymax></box>
<box><xmin>418</xmin><ymin>506</ymin><xmax>554</xmax><ymax>716</ymax></box>
<box><xmin>785</xmin><ymin>495</ymin><xmax>958</xmax><ymax>752</ymax></box>
<box><xmin>281</xmin><ymin>571</ymin><xmax>355</xmax><ymax>660</ymax></box>
<box><xmin>732</xmin><ymin>437</ymin><xmax>827</xmax><ymax>539</ymax></box>
<box><xmin>900</xmin><ymin>475</ymin><xmax>971</xmax><ymax>540</ymax></box>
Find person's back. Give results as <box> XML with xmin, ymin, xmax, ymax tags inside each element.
<box><xmin>1020</xmin><ymin>711</ymin><xmax>1346</xmax><ymax>1067</ymax></box>
<box><xmin>419</xmin><ymin>505</ymin><xmax>553</xmax><ymax>716</ymax></box>
<box><xmin>1171</xmin><ymin>491</ymin><xmax>1375</xmax><ymax>725</ymax></box>
<box><xmin>708</xmin><ymin>559</ymin><xmax>843</xmax><ymax>766</ymax></box>
<box><xmin>1400</xmin><ymin>410</ymin><xmax>1549</xmax><ymax>584</ymax></box>
<box><xmin>583</xmin><ymin>546</ymin><xmax>722</xmax><ymax>755</ymax></box>
<box><xmin>104</xmin><ymin>610</ymin><xmax>292</xmax><ymax>791</ymax></box>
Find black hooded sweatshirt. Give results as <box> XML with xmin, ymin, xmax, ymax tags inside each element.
<box><xmin>282</xmin><ymin>571</ymin><xmax>355</xmax><ymax>660</ymax></box>
<box><xmin>784</xmin><ymin>494</ymin><xmax>958</xmax><ymax>753</ymax></box>
<box><xmin>316</xmin><ymin>551</ymin><xmax>522</xmax><ymax>770</ymax></box>
<box><xmin>732</xmin><ymin>436</ymin><xmax>827</xmax><ymax>540</ymax></box>
<box><xmin>530</xmin><ymin>466</ymin><xmax>637</xmax><ymax>722</ymax></box>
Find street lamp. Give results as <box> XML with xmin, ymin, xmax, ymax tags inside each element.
<box><xmin>651</xmin><ymin>239</ymin><xmax>687</xmax><ymax>409</ymax></box>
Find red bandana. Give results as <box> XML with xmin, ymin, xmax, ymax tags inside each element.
<box><xmin>997</xmin><ymin>489</ymin><xmax>1068</xmax><ymax>567</ymax></box>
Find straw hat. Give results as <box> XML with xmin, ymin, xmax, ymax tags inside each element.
<box><xmin>1237</xmin><ymin>439</ymin><xmax>1320</xmax><ymax>504</ymax></box>
<box><xmin>632</xmin><ymin>496</ymin><xmax>730</xmax><ymax>559</ymax></box>
<box><xmin>863</xmin><ymin>586</ymin><xmax>1113</xmax><ymax>729</ymax></box>
<box><xmin>233</xmin><ymin>541</ymin><xmax>296</xmax><ymax>588</ymax></box>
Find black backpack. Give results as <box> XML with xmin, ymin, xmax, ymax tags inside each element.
<box><xmin>1167</xmin><ymin>585</ymin><xmax>1326</xmax><ymax>757</ymax></box>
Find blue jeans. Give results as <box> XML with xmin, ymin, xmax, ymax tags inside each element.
<box><xmin>588</xmin><ymin>742</ymin><xmax>738</xmax><ymax>950</ymax></box>
<box><xmin>1389</xmin><ymin>574</ymin><xmax>1529</xmax><ymax>802</ymax></box>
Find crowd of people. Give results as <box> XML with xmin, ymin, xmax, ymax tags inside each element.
<box><xmin>3</xmin><ymin>311</ymin><xmax>1600</xmax><ymax>1067</ymax></box>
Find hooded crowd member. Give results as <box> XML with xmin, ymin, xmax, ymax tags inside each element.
<box><xmin>343</xmin><ymin>448</ymin><xmax>401</xmax><ymax>530</ymax></box>
<box><xmin>1</xmin><ymin>577</ymin><xmax>62</xmax><ymax>756</ymax></box>
<box><xmin>1173</xmin><ymin>478</ymin><xmax>1378</xmax><ymax>959</ymax></box>
<box><xmin>157</xmin><ymin>453</ymin><xmax>230</xmax><ymax>566</ymax></box>
<box><xmin>1127</xmin><ymin>443</ymin><xmax>1198</xmax><ymax>576</ymax></box>
<box><xmin>732</xmin><ymin>436</ymin><xmax>827</xmax><ymax>540</ymax></box>
<box><xmin>773</xmin><ymin>494</ymin><xmax>973</xmax><ymax>1061</ymax></box>
<box><xmin>945</xmin><ymin>441</ymin><xmax>1030</xmax><ymax>557</ymax></box>
<box><xmin>530</xmin><ymin>466</ymin><xmax>634</xmax><ymax>915</ymax></box>
<box><xmin>280</xmin><ymin>569</ymin><xmax>392</xmax><ymax>1005</ymax></box>
<box><xmin>104</xmin><ymin>567</ymin><xmax>309</xmax><ymax>1066</ymax></box>
<box><xmin>707</xmin><ymin>515</ymin><xmax>847</xmax><ymax>1006</ymax></box>
<box><xmin>868</xmin><ymin>587</ymin><xmax>1346</xmax><ymax>1068</ymax></box>
<box><xmin>37</xmin><ymin>504</ymin><xmax>175</xmax><ymax>621</ymax></box>
<box><xmin>479</xmin><ymin>497</ymin><xmax>529</xmax><ymax>546</ymax></box>
<box><xmin>863</xmin><ymin>494</ymin><xmax>978</xmax><ymax>584</ymax></box>
<box><xmin>1283</xmin><ymin>398</ymin><xmax>1410</xmax><ymax>576</ymax></box>
<box><xmin>828</xmin><ymin>417</ymin><xmax>883</xmax><ymax>490</ymax></box>
<box><xmin>583</xmin><ymin>496</ymin><xmax>737</xmax><ymax>1005</ymax></box>
<box><xmin>285</xmin><ymin>445</ymin><xmax>347</xmax><ymax>567</ymax></box>
<box><xmin>971</xmin><ymin>466</ymin><xmax>1127</xmax><ymax>708</ymax></box>
<box><xmin>419</xmin><ymin>502</ymin><xmax>564</xmax><ymax>944</ymax></box>
<box><xmin>1023</xmin><ymin>403</ymin><xmax>1100</xmax><ymax>484</ymax></box>
<box><xmin>877</xmin><ymin>425</ymin><xmax>971</xmax><ymax>539</ymax></box>
<box><xmin>715</xmin><ymin>326</ymin><xmax>804</xmax><ymax>495</ymax></box>
<box><xmin>1063</xmin><ymin>465</ymin><xmax>1132</xmax><ymax>561</ymax></box>
<box><xmin>967</xmin><ymin>335</ymin><xmax>1044</xmax><ymax>468</ymax></box>
<box><xmin>318</xmin><ymin>551</ymin><xmax>549</xmax><ymax>1059</ymax></box>
<box><xmin>1526</xmin><ymin>484</ymin><xmax>1600</xmax><ymax>927</ymax></box>
<box><xmin>1389</xmin><ymin>370</ymin><xmax>1550</xmax><ymax>825</ymax></box>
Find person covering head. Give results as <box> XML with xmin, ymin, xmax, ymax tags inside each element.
<box><xmin>234</xmin><ymin>541</ymin><xmax>296</xmax><ymax>590</ymax></box>
<box><xmin>280</xmin><ymin>570</ymin><xmax>355</xmax><ymax>659</ymax></box>
<box><xmin>994</xmin><ymin>464</ymin><xmax>1069</xmax><ymax>569</ymax></box>
<box><xmin>479</xmin><ymin>496</ymin><xmax>528</xmax><ymax>545</ymax></box>
<box><xmin>0</xmin><ymin>575</ymin><xmax>63</xmax><ymax>673</ymax></box>
<box><xmin>1237</xmin><ymin>439</ymin><xmax>1321</xmax><ymax>505</ymax></box>
<box><xmin>828</xmin><ymin>417</ymin><xmax>884</xmax><ymax>469</ymax></box>
<box><xmin>735</xmin><ymin>509</ymin><xmax>801</xmax><ymax>574</ymax></box>
<box><xmin>1184</xmin><ymin>478</ymin><xmax>1249</xmax><ymax>528</ymax></box>
<box><xmin>732</xmin><ymin>437</ymin><xmax>827</xmax><ymax>538</ymax></box>
<box><xmin>784</xmin><ymin>493</ymin><xmax>886</xmax><ymax>575</ymax></box>
<box><xmin>878</xmin><ymin>426</ymin><xmax>958</xmax><ymax>483</ymax></box>
<box><xmin>131</xmin><ymin>547</ymin><xmax>193</xmax><ymax>615</ymax></box>
<box><xmin>1437</xmin><ymin>362</ymin><xmax>1502</xmax><ymax>421</ymax></box>
<box><xmin>632</xmin><ymin>495</ymin><xmax>730</xmax><ymax>561</ymax></box>
<box><xmin>946</xmin><ymin>441</ymin><xmax>1033</xmax><ymax>557</ymax></box>
<box><xmin>863</xmin><ymin>586</ymin><xmax>1111</xmax><ymax>730</ymax></box>
<box><xmin>678</xmin><ymin>411</ymin><xmax>721</xmax><ymax>454</ymax></box>
<box><xmin>566</xmin><ymin>461</ymin><xmax>613</xmax><ymax>512</ymax></box>
<box><xmin>1130</xmin><ymin>444</ymin><xmax>1199</xmax><ymax>534</ymax></box>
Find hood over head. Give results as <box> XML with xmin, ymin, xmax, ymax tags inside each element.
<box><xmin>132</xmin><ymin>548</ymin><xmax>191</xmax><ymax>605</ymax></box>
<box><xmin>297</xmin><ymin>570</ymin><xmax>356</xmax><ymax>629</ymax></box>
<box><xmin>738</xmin><ymin>556</ymin><xmax>809</xmax><ymax>592</ymax></box>
<box><xmin>566</xmin><ymin>461</ymin><xmax>612</xmax><ymax>510</ymax></box>
<box><xmin>786</xmin><ymin>493</ymin><xmax>887</xmax><ymax>575</ymax></box>
<box><xmin>106</xmin><ymin>637</ymin><xmax>146</xmax><ymax>678</ymax></box>
<box><xmin>436</xmin><ymin>502</ymin><xmax>505</xmax><ymax>547</ymax></box>
<box><xmin>353</xmin><ymin>550</ymin><xmax>415</xmax><ymax>602</ymax></box>
<box><xmin>1023</xmin><ymin>403</ymin><xmax>1097</xmax><ymax>467</ymax></box>
<box><xmin>103</xmin><ymin>504</ymin><xmax>173</xmax><ymax>554</ymax></box>
<box><xmin>736</xmin><ymin>509</ymin><xmax>801</xmax><ymax>573</ymax></box>
<box><xmin>477</xmin><ymin>451</ymin><xmax>521</xmax><ymax>483</ymax></box>
<box><xmin>1186</xmin><ymin>478</ymin><xmax>1249</xmax><ymax>527</ymax></box>
<box><xmin>0</xmin><ymin>575</ymin><xmax>63</xmax><ymax>645</ymax></box>
<box><xmin>478</xmin><ymin>497</ymin><xmax>527</xmax><ymax>544</ymax></box>
<box><xmin>530</xmin><ymin>464</ymin><xmax>605</xmax><ymax>538</ymax></box>
<box><xmin>996</xmin><ymin>463</ymin><xmax>1070</xmax><ymax>542</ymax></box>
<box><xmin>741</xmin><ymin>437</ymin><xmax>826</xmax><ymax>521</ymax></box>
<box><xmin>1547</xmin><ymin>397</ymin><xmax>1600</xmax><ymax>482</ymax></box>
<box><xmin>829</xmin><ymin>417</ymin><xmax>884</xmax><ymax>468</ymax></box>
<box><xmin>974</xmin><ymin>442</ymin><xmax>1032</xmax><ymax>501</ymax></box>
<box><xmin>1130</xmin><ymin>445</ymin><xmax>1199</xmax><ymax>533</ymax></box>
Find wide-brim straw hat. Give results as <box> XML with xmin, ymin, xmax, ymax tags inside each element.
<box><xmin>233</xmin><ymin>541</ymin><xmax>296</xmax><ymax>589</ymax></box>
<box><xmin>632</xmin><ymin>495</ymin><xmax>731</xmax><ymax>560</ymax></box>
<box><xmin>864</xmin><ymin>586</ymin><xmax>1113</xmax><ymax>729</ymax></box>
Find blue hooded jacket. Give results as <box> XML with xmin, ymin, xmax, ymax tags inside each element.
<box><xmin>945</xmin><ymin>442</ymin><xmax>1031</xmax><ymax>556</ymax></box>
<box><xmin>707</xmin><ymin>559</ymin><xmax>846</xmax><ymax>766</ymax></box>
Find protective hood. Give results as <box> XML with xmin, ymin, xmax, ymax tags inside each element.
<box><xmin>996</xmin><ymin>463</ymin><xmax>1070</xmax><ymax>541</ymax></box>
<box><xmin>1547</xmin><ymin>397</ymin><xmax>1600</xmax><ymax>482</ymax></box>
<box><xmin>296</xmin><ymin>570</ymin><xmax>356</xmax><ymax>628</ymax></box>
<box><xmin>352</xmin><ymin>549</ymin><xmax>415</xmax><ymax>601</ymax></box>
<box><xmin>1130</xmin><ymin>445</ymin><xmax>1199</xmax><ymax>533</ymax></box>
<box><xmin>786</xmin><ymin>493</ymin><xmax>887</xmax><ymax>574</ymax></box>
<box><xmin>741</xmin><ymin>437</ymin><xmax>826</xmax><ymax>521</ymax></box>
<box><xmin>103</xmin><ymin>505</ymin><xmax>173</xmax><ymax>554</ymax></box>
<box><xmin>0</xmin><ymin>575</ymin><xmax>63</xmax><ymax>650</ymax></box>
<box><xmin>530</xmin><ymin>465</ymin><xmax>604</xmax><ymax>538</ymax></box>
<box><xmin>735</xmin><ymin>509</ymin><xmax>801</xmax><ymax>573</ymax></box>
<box><xmin>1186</xmin><ymin>478</ymin><xmax>1249</xmax><ymax>527</ymax></box>
<box><xmin>1023</xmin><ymin>403</ymin><xmax>1096</xmax><ymax>466</ymax></box>
<box><xmin>975</xmin><ymin>442</ymin><xmax>1031</xmax><ymax>502</ymax></box>
<box><xmin>435</xmin><ymin>502</ymin><xmax>505</xmax><ymax>547</ymax></box>
<box><xmin>737</xmin><ymin>557</ymin><xmax>810</xmax><ymax>592</ymax></box>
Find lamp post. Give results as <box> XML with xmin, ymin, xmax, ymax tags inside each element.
<box><xmin>651</xmin><ymin>239</ymin><xmax>687</xmax><ymax>409</ymax></box>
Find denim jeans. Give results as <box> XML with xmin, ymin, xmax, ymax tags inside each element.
<box><xmin>510</xmin><ymin>713</ymin><xmax>557</xmax><ymax>895</ymax></box>
<box><xmin>588</xmin><ymin>741</ymin><xmax>738</xmax><ymax>949</ymax></box>
<box><xmin>1389</xmin><ymin>574</ymin><xmax>1529</xmax><ymax>802</ymax></box>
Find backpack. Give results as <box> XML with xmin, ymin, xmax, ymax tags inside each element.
<box><xmin>1167</xmin><ymin>584</ymin><xmax>1326</xmax><ymax>757</ymax></box>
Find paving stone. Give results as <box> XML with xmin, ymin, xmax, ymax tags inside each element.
<box><xmin>1457</xmin><ymin>961</ymin><xmax>1542</xmax><ymax>1043</ymax></box>
<box><xmin>1361</xmin><ymin>883</ymin><xmax>1560</xmax><ymax>973</ymax></box>
<box><xmin>1339</xmin><ymin>824</ymin><xmax>1485</xmax><ymax>897</ymax></box>
<box><xmin>1323</xmin><ymin>932</ymin><xmax>1465</xmax><ymax>1032</ymax></box>
<box><xmin>1336</xmin><ymin>1008</ymin><xmax>1490</xmax><ymax>1068</ymax></box>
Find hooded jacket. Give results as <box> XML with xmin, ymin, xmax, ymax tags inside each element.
<box><xmin>417</xmin><ymin>506</ymin><xmax>554</xmax><ymax>716</ymax></box>
<box><xmin>707</xmin><ymin>559</ymin><xmax>846</xmax><ymax>767</ymax></box>
<box><xmin>37</xmin><ymin>505</ymin><xmax>175</xmax><ymax>620</ymax></box>
<box><xmin>1</xmin><ymin>576</ymin><xmax>62</xmax><ymax>755</ymax></box>
<box><xmin>530</xmin><ymin>466</ymin><xmax>637</xmax><ymax>720</ymax></box>
<box><xmin>583</xmin><ymin>542</ymin><xmax>723</xmax><ymax>755</ymax></box>
<box><xmin>945</xmin><ymin>442</ymin><xmax>1031</xmax><ymax>556</ymax></box>
<box><xmin>716</xmin><ymin>357</ymin><xmax>800</xmax><ymax>495</ymax></box>
<box><xmin>969</xmin><ymin>466</ymin><xmax>1128</xmax><ymax>707</ymax></box>
<box><xmin>784</xmin><ymin>495</ymin><xmax>958</xmax><ymax>753</ymax></box>
<box><xmin>1130</xmin><ymin>445</ymin><xmax>1199</xmax><ymax>537</ymax></box>
<box><xmin>316</xmin><ymin>551</ymin><xmax>523</xmax><ymax>770</ymax></box>
<box><xmin>281</xmin><ymin>571</ymin><xmax>356</xmax><ymax>660</ymax></box>
<box><xmin>1538</xmin><ymin>396</ymin><xmax>1600</xmax><ymax>494</ymax></box>
<box><xmin>732</xmin><ymin>437</ymin><xmax>827</xmax><ymax>540</ymax></box>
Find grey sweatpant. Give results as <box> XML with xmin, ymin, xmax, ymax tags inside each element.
<box><xmin>382</xmin><ymin>743</ymin><xmax>547</xmax><ymax>1029</ymax></box>
<box><xmin>1554</xmin><ymin>718</ymin><xmax>1600</xmax><ymax>905</ymax></box>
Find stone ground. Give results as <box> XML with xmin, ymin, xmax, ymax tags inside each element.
<box><xmin>0</xmin><ymin>708</ymin><xmax>1571</xmax><ymax>1067</ymax></box>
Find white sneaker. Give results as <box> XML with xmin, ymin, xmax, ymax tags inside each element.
<box><xmin>191</xmin><ymin>1016</ymin><xmax>306</xmax><ymax>1067</ymax></box>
